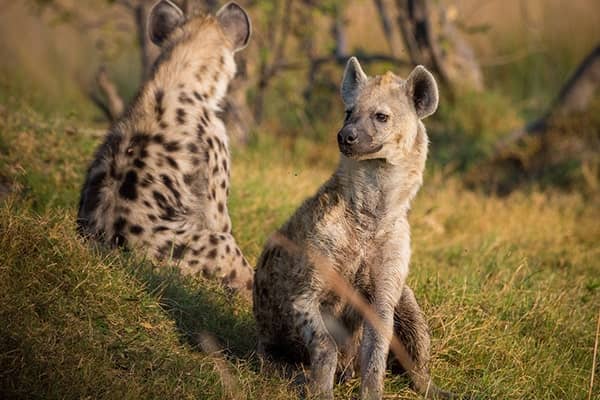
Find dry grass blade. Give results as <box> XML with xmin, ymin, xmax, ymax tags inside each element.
<box><xmin>198</xmin><ymin>332</ymin><xmax>245</xmax><ymax>400</ymax></box>
<box><xmin>589</xmin><ymin>310</ymin><xmax>600</xmax><ymax>400</ymax></box>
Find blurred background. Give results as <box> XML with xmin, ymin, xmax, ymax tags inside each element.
<box><xmin>1</xmin><ymin>0</ymin><xmax>599</xmax><ymax>193</ymax></box>
<box><xmin>0</xmin><ymin>1</ymin><xmax>599</xmax><ymax>399</ymax></box>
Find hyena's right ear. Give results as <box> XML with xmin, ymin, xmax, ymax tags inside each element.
<box><xmin>149</xmin><ymin>0</ymin><xmax>185</xmax><ymax>47</ymax></box>
<box><xmin>341</xmin><ymin>57</ymin><xmax>368</xmax><ymax>106</ymax></box>
<box><xmin>216</xmin><ymin>2</ymin><xmax>252</xmax><ymax>52</ymax></box>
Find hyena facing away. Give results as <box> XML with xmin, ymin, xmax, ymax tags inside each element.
<box><xmin>77</xmin><ymin>1</ymin><xmax>254</xmax><ymax>297</ymax></box>
<box><xmin>253</xmin><ymin>58</ymin><xmax>453</xmax><ymax>399</ymax></box>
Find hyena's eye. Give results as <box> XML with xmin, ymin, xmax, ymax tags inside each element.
<box><xmin>375</xmin><ymin>112</ymin><xmax>389</xmax><ymax>123</ymax></box>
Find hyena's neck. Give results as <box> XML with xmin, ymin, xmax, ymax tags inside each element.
<box><xmin>336</xmin><ymin>156</ymin><xmax>423</xmax><ymax>216</ymax></box>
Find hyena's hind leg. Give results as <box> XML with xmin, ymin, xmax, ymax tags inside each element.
<box><xmin>180</xmin><ymin>230</ymin><xmax>254</xmax><ymax>299</ymax></box>
<box><xmin>391</xmin><ymin>285</ymin><xmax>455</xmax><ymax>399</ymax></box>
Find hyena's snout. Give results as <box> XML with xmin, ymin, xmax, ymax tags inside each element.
<box><xmin>337</xmin><ymin>124</ymin><xmax>382</xmax><ymax>157</ymax></box>
<box><xmin>337</xmin><ymin>125</ymin><xmax>359</xmax><ymax>147</ymax></box>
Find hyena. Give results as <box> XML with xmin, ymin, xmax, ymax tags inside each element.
<box><xmin>77</xmin><ymin>1</ymin><xmax>254</xmax><ymax>297</ymax></box>
<box><xmin>253</xmin><ymin>58</ymin><xmax>453</xmax><ymax>399</ymax></box>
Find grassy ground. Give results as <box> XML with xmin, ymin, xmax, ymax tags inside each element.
<box><xmin>1</xmin><ymin>68</ymin><xmax>599</xmax><ymax>400</ymax></box>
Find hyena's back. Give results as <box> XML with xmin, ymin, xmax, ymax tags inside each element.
<box><xmin>77</xmin><ymin>1</ymin><xmax>254</xmax><ymax>297</ymax></box>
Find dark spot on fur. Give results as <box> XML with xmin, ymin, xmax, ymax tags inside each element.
<box><xmin>209</xmin><ymin>234</ymin><xmax>219</xmax><ymax>245</ymax></box>
<box><xmin>114</xmin><ymin>217</ymin><xmax>126</xmax><ymax>233</ymax></box>
<box><xmin>172</xmin><ymin>243</ymin><xmax>187</xmax><ymax>259</ymax></box>
<box><xmin>183</xmin><ymin>174</ymin><xmax>194</xmax><ymax>186</ymax></box>
<box><xmin>222</xmin><ymin>223</ymin><xmax>229</xmax><ymax>232</ymax></box>
<box><xmin>164</xmin><ymin>141</ymin><xmax>180</xmax><ymax>152</ymax></box>
<box><xmin>246</xmin><ymin>279</ymin><xmax>253</xmax><ymax>290</ymax></box>
<box><xmin>119</xmin><ymin>170</ymin><xmax>138</xmax><ymax>200</ymax></box>
<box><xmin>133</xmin><ymin>158</ymin><xmax>145</xmax><ymax>169</ymax></box>
<box><xmin>193</xmin><ymin>91</ymin><xmax>205</xmax><ymax>102</ymax></box>
<box><xmin>155</xmin><ymin>89</ymin><xmax>165</xmax><ymax>122</ymax></box>
<box><xmin>187</xmin><ymin>143</ymin><xmax>199</xmax><ymax>153</ymax></box>
<box><xmin>161</xmin><ymin>174</ymin><xmax>181</xmax><ymax>202</ymax></box>
<box><xmin>225</xmin><ymin>245</ymin><xmax>230</xmax><ymax>254</ymax></box>
<box><xmin>212</xmin><ymin>166</ymin><xmax>219</xmax><ymax>175</ymax></box>
<box><xmin>207</xmin><ymin>249</ymin><xmax>218</xmax><ymax>259</ymax></box>
<box><xmin>222</xmin><ymin>159</ymin><xmax>228</xmax><ymax>172</ymax></box>
<box><xmin>159</xmin><ymin>121</ymin><xmax>169</xmax><ymax>130</ymax></box>
<box><xmin>176</xmin><ymin>108</ymin><xmax>186</xmax><ymax>125</ymax></box>
<box><xmin>211</xmin><ymin>188</ymin><xmax>216</xmax><ymax>199</ymax></box>
<box><xmin>206</xmin><ymin>138</ymin><xmax>214</xmax><ymax>149</ymax></box>
<box><xmin>220</xmin><ymin>180</ymin><xmax>226</xmax><ymax>189</ymax></box>
<box><xmin>152</xmin><ymin>191</ymin><xmax>177</xmax><ymax>221</ymax></box>
<box><xmin>197</xmin><ymin>123</ymin><xmax>205</xmax><ymax>138</ymax></box>
<box><xmin>153</xmin><ymin>134</ymin><xmax>165</xmax><ymax>144</ymax></box>
<box><xmin>166</xmin><ymin>156</ymin><xmax>178</xmax><ymax>169</ymax></box>
<box><xmin>235</xmin><ymin>248</ymin><xmax>241</xmax><ymax>256</ymax></box>
<box><xmin>153</xmin><ymin>225</ymin><xmax>169</xmax><ymax>233</ymax></box>
<box><xmin>218</xmin><ymin>202</ymin><xmax>224</xmax><ymax>213</ymax></box>
<box><xmin>130</xmin><ymin>225</ymin><xmax>144</xmax><ymax>235</ymax></box>
<box><xmin>148</xmin><ymin>214</ymin><xmax>157</xmax><ymax>222</ymax></box>
<box><xmin>189</xmin><ymin>260</ymin><xmax>199</xmax><ymax>266</ymax></box>
<box><xmin>140</xmin><ymin>174</ymin><xmax>155</xmax><ymax>188</ymax></box>
<box><xmin>191</xmin><ymin>157</ymin><xmax>201</xmax><ymax>166</ymax></box>
<box><xmin>192</xmin><ymin>234</ymin><xmax>200</xmax><ymax>241</ymax></box>
<box><xmin>178</xmin><ymin>92</ymin><xmax>194</xmax><ymax>105</ymax></box>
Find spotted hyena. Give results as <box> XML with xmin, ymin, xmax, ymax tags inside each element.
<box><xmin>253</xmin><ymin>58</ymin><xmax>453</xmax><ymax>399</ymax></box>
<box><xmin>77</xmin><ymin>1</ymin><xmax>253</xmax><ymax>297</ymax></box>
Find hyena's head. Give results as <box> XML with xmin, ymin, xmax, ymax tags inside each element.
<box><xmin>148</xmin><ymin>0</ymin><xmax>251</xmax><ymax>56</ymax></box>
<box><xmin>337</xmin><ymin>57</ymin><xmax>438</xmax><ymax>164</ymax></box>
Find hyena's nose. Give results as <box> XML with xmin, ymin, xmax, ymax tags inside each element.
<box><xmin>338</xmin><ymin>129</ymin><xmax>358</xmax><ymax>146</ymax></box>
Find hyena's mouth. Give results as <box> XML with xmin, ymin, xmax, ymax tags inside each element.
<box><xmin>339</xmin><ymin>143</ymin><xmax>383</xmax><ymax>158</ymax></box>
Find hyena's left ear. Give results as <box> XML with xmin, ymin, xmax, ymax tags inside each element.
<box><xmin>341</xmin><ymin>57</ymin><xmax>368</xmax><ymax>106</ymax></box>
<box><xmin>406</xmin><ymin>65</ymin><xmax>439</xmax><ymax>119</ymax></box>
<box><xmin>216</xmin><ymin>2</ymin><xmax>252</xmax><ymax>52</ymax></box>
<box><xmin>149</xmin><ymin>0</ymin><xmax>185</xmax><ymax>46</ymax></box>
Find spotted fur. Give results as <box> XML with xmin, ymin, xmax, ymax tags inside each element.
<box><xmin>77</xmin><ymin>1</ymin><xmax>253</xmax><ymax>298</ymax></box>
<box><xmin>253</xmin><ymin>58</ymin><xmax>452</xmax><ymax>399</ymax></box>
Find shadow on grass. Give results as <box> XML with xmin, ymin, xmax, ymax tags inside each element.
<box><xmin>124</xmin><ymin>257</ymin><xmax>257</xmax><ymax>360</ymax></box>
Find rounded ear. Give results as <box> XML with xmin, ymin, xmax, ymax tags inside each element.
<box><xmin>149</xmin><ymin>0</ymin><xmax>185</xmax><ymax>46</ymax></box>
<box><xmin>216</xmin><ymin>2</ymin><xmax>251</xmax><ymax>52</ymax></box>
<box><xmin>341</xmin><ymin>57</ymin><xmax>368</xmax><ymax>106</ymax></box>
<box><xmin>406</xmin><ymin>65</ymin><xmax>439</xmax><ymax>119</ymax></box>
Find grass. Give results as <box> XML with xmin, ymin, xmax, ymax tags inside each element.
<box><xmin>0</xmin><ymin>79</ymin><xmax>598</xmax><ymax>399</ymax></box>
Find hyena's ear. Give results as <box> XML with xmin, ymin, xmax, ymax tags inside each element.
<box><xmin>216</xmin><ymin>2</ymin><xmax>251</xmax><ymax>52</ymax></box>
<box><xmin>341</xmin><ymin>57</ymin><xmax>368</xmax><ymax>106</ymax></box>
<box><xmin>406</xmin><ymin>65</ymin><xmax>439</xmax><ymax>119</ymax></box>
<box><xmin>149</xmin><ymin>0</ymin><xmax>185</xmax><ymax>46</ymax></box>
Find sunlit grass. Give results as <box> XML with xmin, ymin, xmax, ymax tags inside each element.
<box><xmin>0</xmin><ymin>99</ymin><xmax>597</xmax><ymax>398</ymax></box>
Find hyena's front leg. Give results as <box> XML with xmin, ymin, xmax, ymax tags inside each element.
<box><xmin>360</xmin><ymin>282</ymin><xmax>404</xmax><ymax>400</ymax></box>
<box><xmin>393</xmin><ymin>285</ymin><xmax>454</xmax><ymax>399</ymax></box>
<box><xmin>294</xmin><ymin>298</ymin><xmax>338</xmax><ymax>399</ymax></box>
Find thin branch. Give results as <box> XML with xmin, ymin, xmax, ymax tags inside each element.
<box><xmin>95</xmin><ymin>66</ymin><xmax>125</xmax><ymax>121</ymax></box>
<box><xmin>589</xmin><ymin>310</ymin><xmax>600</xmax><ymax>400</ymax></box>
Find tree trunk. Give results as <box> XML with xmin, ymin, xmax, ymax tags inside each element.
<box><xmin>496</xmin><ymin>44</ymin><xmax>600</xmax><ymax>152</ymax></box>
<box><xmin>373</xmin><ymin>0</ymin><xmax>402</xmax><ymax>58</ymax></box>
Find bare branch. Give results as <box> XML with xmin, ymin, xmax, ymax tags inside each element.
<box><xmin>96</xmin><ymin>66</ymin><xmax>125</xmax><ymax>121</ymax></box>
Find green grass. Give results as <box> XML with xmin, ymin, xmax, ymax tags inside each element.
<box><xmin>0</xmin><ymin>67</ymin><xmax>599</xmax><ymax>399</ymax></box>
